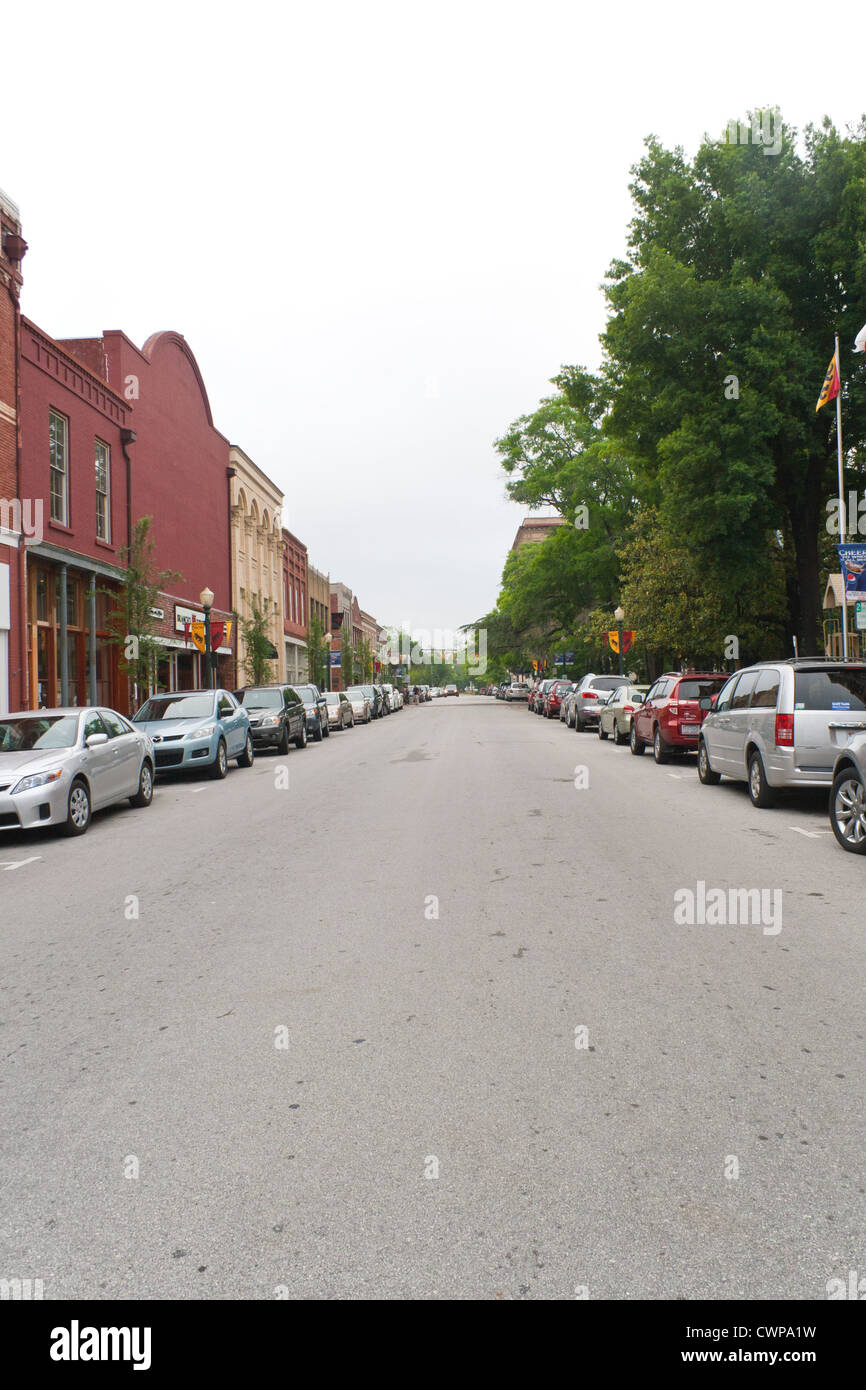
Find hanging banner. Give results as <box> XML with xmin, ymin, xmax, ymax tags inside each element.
<box><xmin>608</xmin><ymin>629</ymin><xmax>636</xmax><ymax>655</ymax></box>
<box><xmin>837</xmin><ymin>544</ymin><xmax>866</xmax><ymax>603</ymax></box>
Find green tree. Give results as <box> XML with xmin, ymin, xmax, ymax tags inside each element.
<box><xmin>341</xmin><ymin>637</ymin><xmax>355</xmax><ymax>687</ymax></box>
<box><xmin>102</xmin><ymin>516</ymin><xmax>183</xmax><ymax>715</ymax></box>
<box><xmin>603</xmin><ymin>113</ymin><xmax>866</xmax><ymax>654</ymax></box>
<box><xmin>356</xmin><ymin>636</ymin><xmax>373</xmax><ymax>683</ymax></box>
<box><xmin>307</xmin><ymin>614</ymin><xmax>328</xmax><ymax>690</ymax></box>
<box><xmin>240</xmin><ymin>600</ymin><xmax>277</xmax><ymax>686</ymax></box>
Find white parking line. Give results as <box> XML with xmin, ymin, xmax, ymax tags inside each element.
<box><xmin>789</xmin><ymin>827</ymin><xmax>831</xmax><ymax>839</ymax></box>
<box><xmin>1</xmin><ymin>856</ymin><xmax>42</xmax><ymax>872</ymax></box>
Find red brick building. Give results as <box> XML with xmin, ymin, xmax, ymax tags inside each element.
<box><xmin>58</xmin><ymin>329</ymin><xmax>235</xmax><ymax>702</ymax></box>
<box><xmin>282</xmin><ymin>527</ymin><xmax>308</xmax><ymax>683</ymax></box>
<box><xmin>0</xmin><ymin>189</ymin><xmax>25</xmax><ymax>712</ymax></box>
<box><xmin>20</xmin><ymin>320</ymin><xmax>131</xmax><ymax>709</ymax></box>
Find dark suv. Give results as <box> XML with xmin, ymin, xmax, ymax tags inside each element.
<box><xmin>234</xmin><ymin>684</ymin><xmax>308</xmax><ymax>752</ymax></box>
<box><xmin>630</xmin><ymin>670</ymin><xmax>728</xmax><ymax>763</ymax></box>
<box><xmin>294</xmin><ymin>684</ymin><xmax>329</xmax><ymax>740</ymax></box>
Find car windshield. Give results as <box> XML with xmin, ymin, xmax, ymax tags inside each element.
<box><xmin>325</xmin><ymin>692</ymin><xmax>341</xmax><ymax>705</ymax></box>
<box><xmin>0</xmin><ymin>714</ymin><xmax>80</xmax><ymax>751</ymax></box>
<box><xmin>678</xmin><ymin>678</ymin><xmax>727</xmax><ymax>700</ymax></box>
<box><xmin>794</xmin><ymin>668</ymin><xmax>866</xmax><ymax>711</ymax></box>
<box><xmin>346</xmin><ymin>688</ymin><xmax>365</xmax><ymax>698</ymax></box>
<box><xmin>238</xmin><ymin>688</ymin><xmax>283</xmax><ymax>709</ymax></box>
<box><xmin>134</xmin><ymin>694</ymin><xmax>214</xmax><ymax>721</ymax></box>
<box><xmin>592</xmin><ymin>677</ymin><xmax>625</xmax><ymax>692</ymax></box>
<box><xmin>294</xmin><ymin>687</ymin><xmax>318</xmax><ymax>702</ymax></box>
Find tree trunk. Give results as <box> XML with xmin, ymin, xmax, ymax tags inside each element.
<box><xmin>785</xmin><ymin>465</ymin><xmax>825</xmax><ymax>656</ymax></box>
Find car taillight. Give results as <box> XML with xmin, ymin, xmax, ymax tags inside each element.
<box><xmin>775</xmin><ymin>713</ymin><xmax>794</xmax><ymax>746</ymax></box>
<box><xmin>668</xmin><ymin>703</ymin><xmax>678</xmax><ymax>715</ymax></box>
<box><xmin>623</xmin><ymin>704</ymin><xmax>634</xmax><ymax>713</ymax></box>
<box><xmin>583</xmin><ymin>691</ymin><xmax>598</xmax><ymax>700</ymax></box>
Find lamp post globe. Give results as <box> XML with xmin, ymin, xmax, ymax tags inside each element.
<box><xmin>200</xmin><ymin>587</ymin><xmax>215</xmax><ymax>689</ymax></box>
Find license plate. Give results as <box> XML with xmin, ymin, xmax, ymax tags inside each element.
<box><xmin>681</xmin><ymin>723</ymin><xmax>700</xmax><ymax>736</ymax></box>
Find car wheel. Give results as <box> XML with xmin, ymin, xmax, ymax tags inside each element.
<box><xmin>613</xmin><ymin>721</ymin><xmax>625</xmax><ymax>746</ymax></box>
<box><xmin>278</xmin><ymin>723</ymin><xmax>290</xmax><ymax>755</ymax></box>
<box><xmin>63</xmin><ymin>777</ymin><xmax>91</xmax><ymax>836</ymax></box>
<box><xmin>576</xmin><ymin>713</ymin><xmax>585</xmax><ymax>732</ymax></box>
<box><xmin>698</xmin><ymin>739</ymin><xmax>721</xmax><ymax>786</ymax></box>
<box><xmin>830</xmin><ymin>768</ymin><xmax>866</xmax><ymax>853</ymax></box>
<box><xmin>294</xmin><ymin>722</ymin><xmax>308</xmax><ymax>749</ymax></box>
<box><xmin>598</xmin><ymin>719</ymin><xmax>608</xmax><ymax>740</ymax></box>
<box><xmin>748</xmin><ymin>750</ymin><xmax>776</xmax><ymax>807</ymax></box>
<box><xmin>630</xmin><ymin>724</ymin><xmax>645</xmax><ymax>756</ymax></box>
<box><xmin>313</xmin><ymin>716</ymin><xmax>323</xmax><ymax>741</ymax></box>
<box><xmin>129</xmin><ymin>761</ymin><xmax>154</xmax><ymax>807</ymax></box>
<box><xmin>210</xmin><ymin>738</ymin><xmax>228</xmax><ymax>779</ymax></box>
<box><xmin>237</xmin><ymin>733</ymin><xmax>255</xmax><ymax>767</ymax></box>
<box><xmin>653</xmin><ymin>727</ymin><xmax>669</xmax><ymax>764</ymax></box>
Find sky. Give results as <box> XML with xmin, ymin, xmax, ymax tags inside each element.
<box><xmin>4</xmin><ymin>0</ymin><xmax>865</xmax><ymax>634</ymax></box>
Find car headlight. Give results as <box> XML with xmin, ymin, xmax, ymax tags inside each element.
<box><xmin>11</xmin><ymin>769</ymin><xmax>64</xmax><ymax>794</ymax></box>
<box><xmin>260</xmin><ymin>715</ymin><xmax>280</xmax><ymax>727</ymax></box>
<box><xmin>189</xmin><ymin>725</ymin><xmax>216</xmax><ymax>739</ymax></box>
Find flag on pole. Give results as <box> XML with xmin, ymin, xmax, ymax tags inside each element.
<box><xmin>816</xmin><ymin>349</ymin><xmax>841</xmax><ymax>411</ymax></box>
<box><xmin>853</xmin><ymin>322</ymin><xmax>866</xmax><ymax>354</ymax></box>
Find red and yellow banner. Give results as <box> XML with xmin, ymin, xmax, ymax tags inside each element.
<box><xmin>816</xmin><ymin>350</ymin><xmax>840</xmax><ymax>412</ymax></box>
<box><xmin>188</xmin><ymin>619</ymin><xmax>232</xmax><ymax>653</ymax></box>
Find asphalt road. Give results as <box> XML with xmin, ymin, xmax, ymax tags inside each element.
<box><xmin>1</xmin><ymin>696</ymin><xmax>863</xmax><ymax>1300</ymax></box>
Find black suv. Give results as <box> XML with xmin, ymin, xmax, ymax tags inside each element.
<box><xmin>293</xmin><ymin>683</ymin><xmax>330</xmax><ymax>741</ymax></box>
<box><xmin>234</xmin><ymin>684</ymin><xmax>308</xmax><ymax>752</ymax></box>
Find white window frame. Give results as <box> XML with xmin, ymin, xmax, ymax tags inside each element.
<box><xmin>95</xmin><ymin>438</ymin><xmax>111</xmax><ymax>542</ymax></box>
<box><xmin>49</xmin><ymin>410</ymin><xmax>69</xmax><ymax>526</ymax></box>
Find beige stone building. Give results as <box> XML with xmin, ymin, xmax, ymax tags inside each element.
<box><xmin>229</xmin><ymin>445</ymin><xmax>285</xmax><ymax>685</ymax></box>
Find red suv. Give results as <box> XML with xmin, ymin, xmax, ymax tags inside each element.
<box><xmin>543</xmin><ymin>680</ymin><xmax>573</xmax><ymax>718</ymax></box>
<box><xmin>630</xmin><ymin>671</ymin><xmax>729</xmax><ymax>763</ymax></box>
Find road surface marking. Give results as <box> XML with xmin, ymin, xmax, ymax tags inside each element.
<box><xmin>789</xmin><ymin>827</ymin><xmax>831</xmax><ymax>839</ymax></box>
<box><xmin>1</xmin><ymin>856</ymin><xmax>42</xmax><ymax>871</ymax></box>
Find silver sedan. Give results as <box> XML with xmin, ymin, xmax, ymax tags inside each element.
<box><xmin>0</xmin><ymin>707</ymin><xmax>155</xmax><ymax>836</ymax></box>
<box><xmin>344</xmin><ymin>687</ymin><xmax>372</xmax><ymax>724</ymax></box>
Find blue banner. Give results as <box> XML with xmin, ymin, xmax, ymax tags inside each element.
<box><xmin>330</xmin><ymin>651</ymin><xmax>341</xmax><ymax>666</ymax></box>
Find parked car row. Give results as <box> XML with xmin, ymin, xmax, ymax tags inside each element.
<box><xmin>0</xmin><ymin>678</ymin><xmax>411</xmax><ymax>838</ymax></box>
<box><xmin>517</xmin><ymin>658</ymin><xmax>866</xmax><ymax>854</ymax></box>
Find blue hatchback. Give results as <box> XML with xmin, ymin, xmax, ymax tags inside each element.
<box><xmin>132</xmin><ymin>689</ymin><xmax>253</xmax><ymax>779</ymax></box>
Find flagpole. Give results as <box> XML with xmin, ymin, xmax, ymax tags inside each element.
<box><xmin>835</xmin><ymin>335</ymin><xmax>848</xmax><ymax>659</ymax></box>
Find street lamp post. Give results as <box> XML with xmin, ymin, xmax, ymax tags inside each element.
<box><xmin>614</xmin><ymin>605</ymin><xmax>625</xmax><ymax>678</ymax></box>
<box><xmin>200</xmin><ymin>587</ymin><xmax>215</xmax><ymax>689</ymax></box>
<box><xmin>323</xmin><ymin>633</ymin><xmax>332</xmax><ymax>692</ymax></box>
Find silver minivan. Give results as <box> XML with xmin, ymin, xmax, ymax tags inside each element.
<box><xmin>697</xmin><ymin>659</ymin><xmax>866</xmax><ymax>806</ymax></box>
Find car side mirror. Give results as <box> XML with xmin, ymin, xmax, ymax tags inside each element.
<box><xmin>86</xmin><ymin>732</ymin><xmax>109</xmax><ymax>747</ymax></box>
<box><xmin>699</xmin><ymin>697</ymin><xmax>713</xmax><ymax>711</ymax></box>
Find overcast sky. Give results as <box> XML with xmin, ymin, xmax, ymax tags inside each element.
<box><xmin>5</xmin><ymin>1</ymin><xmax>865</xmax><ymax>634</ymax></box>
